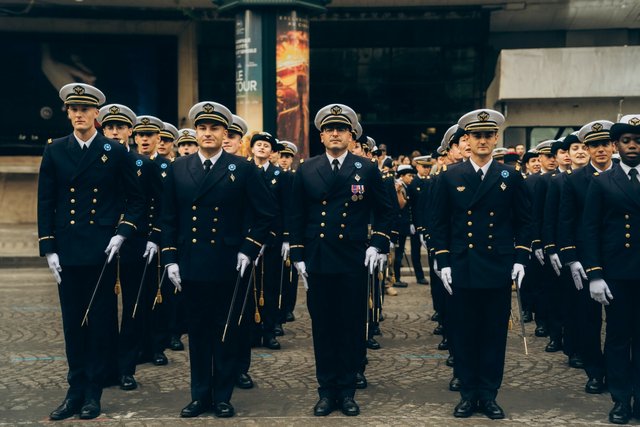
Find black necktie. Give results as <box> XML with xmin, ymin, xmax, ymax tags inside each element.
<box><xmin>629</xmin><ymin>168</ymin><xmax>640</xmax><ymax>191</ymax></box>
<box><xmin>204</xmin><ymin>159</ymin><xmax>212</xmax><ymax>173</ymax></box>
<box><xmin>81</xmin><ymin>144</ymin><xmax>87</xmax><ymax>152</ymax></box>
<box><xmin>477</xmin><ymin>168</ymin><xmax>484</xmax><ymax>183</ymax></box>
<box><xmin>332</xmin><ymin>159</ymin><xmax>340</xmax><ymax>175</ymax></box>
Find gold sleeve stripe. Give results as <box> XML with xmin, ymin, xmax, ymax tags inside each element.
<box><xmin>531</xmin><ymin>239</ymin><xmax>541</xmax><ymax>243</ymax></box>
<box><xmin>38</xmin><ymin>236</ymin><xmax>55</xmax><ymax>241</ymax></box>
<box><xmin>585</xmin><ymin>267</ymin><xmax>602</xmax><ymax>273</ymax></box>
<box><xmin>152</xmin><ymin>227</ymin><xmax>161</xmax><ymax>232</ymax></box>
<box><xmin>270</xmin><ymin>231</ymin><xmax>277</xmax><ymax>236</ymax></box>
<box><xmin>559</xmin><ymin>246</ymin><xmax>576</xmax><ymax>251</ymax></box>
<box><xmin>245</xmin><ymin>237</ymin><xmax>262</xmax><ymax>247</ymax></box>
<box><xmin>372</xmin><ymin>231</ymin><xmax>390</xmax><ymax>240</ymax></box>
<box><xmin>120</xmin><ymin>220</ymin><xmax>138</xmax><ymax>230</ymax></box>
<box><xmin>291</xmin><ymin>244</ymin><xmax>304</xmax><ymax>248</ymax></box>
<box><xmin>543</xmin><ymin>244</ymin><xmax>556</xmax><ymax>249</ymax></box>
<box><xmin>515</xmin><ymin>246</ymin><xmax>531</xmax><ymax>252</ymax></box>
<box><xmin>435</xmin><ymin>250</ymin><xmax>449</xmax><ymax>255</ymax></box>
<box><xmin>161</xmin><ymin>247</ymin><xmax>177</xmax><ymax>252</ymax></box>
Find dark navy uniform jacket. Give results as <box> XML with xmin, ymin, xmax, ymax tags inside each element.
<box><xmin>430</xmin><ymin>160</ymin><xmax>533</xmax><ymax>288</ymax></box>
<box><xmin>160</xmin><ymin>150</ymin><xmax>277</xmax><ymax>282</ymax></box>
<box><xmin>541</xmin><ymin>170</ymin><xmax>568</xmax><ymax>259</ymax></box>
<box><xmin>582</xmin><ymin>165</ymin><xmax>640</xmax><ymax>281</ymax></box>
<box><xmin>261</xmin><ymin>162</ymin><xmax>293</xmax><ymax>247</ymax></box>
<box><xmin>38</xmin><ymin>132</ymin><xmax>145</xmax><ymax>265</ymax></box>
<box><xmin>289</xmin><ymin>152</ymin><xmax>393</xmax><ymax>274</ymax></box>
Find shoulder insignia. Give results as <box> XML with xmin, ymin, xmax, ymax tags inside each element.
<box><xmin>567</xmin><ymin>169</ymin><xmax>572</xmax><ymax>174</ymax></box>
<box><xmin>135</xmin><ymin>159</ymin><xmax>143</xmax><ymax>167</ymax></box>
<box><xmin>442</xmin><ymin>164</ymin><xmax>448</xmax><ymax>171</ymax></box>
<box><xmin>104</xmin><ymin>143</ymin><xmax>111</xmax><ymax>151</ymax></box>
<box><xmin>161</xmin><ymin>163</ymin><xmax>168</xmax><ymax>169</ymax></box>
<box><xmin>593</xmin><ymin>172</ymin><xmax>599</xmax><ymax>176</ymax></box>
<box><xmin>501</xmin><ymin>170</ymin><xmax>509</xmax><ymax>178</ymax></box>
<box><xmin>274</xmin><ymin>169</ymin><xmax>280</xmax><ymax>176</ymax></box>
<box><xmin>355</xmin><ymin>161</ymin><xmax>362</xmax><ymax>169</ymax></box>
<box><xmin>229</xmin><ymin>164</ymin><xmax>236</xmax><ymax>171</ymax></box>
<box><xmin>47</xmin><ymin>138</ymin><xmax>52</xmax><ymax>144</ymax></box>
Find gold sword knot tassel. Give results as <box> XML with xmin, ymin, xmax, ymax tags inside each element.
<box><xmin>114</xmin><ymin>256</ymin><xmax>121</xmax><ymax>295</ymax></box>
<box><xmin>155</xmin><ymin>288</ymin><xmax>163</xmax><ymax>304</ymax></box>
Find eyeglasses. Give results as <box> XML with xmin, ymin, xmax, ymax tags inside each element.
<box><xmin>619</xmin><ymin>136</ymin><xmax>640</xmax><ymax>144</ymax></box>
<box><xmin>322</xmin><ymin>125</ymin><xmax>350</xmax><ymax>134</ymax></box>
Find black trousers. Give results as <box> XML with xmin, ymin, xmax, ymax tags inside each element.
<box><xmin>450</xmin><ymin>286</ymin><xmax>511</xmax><ymax>401</ymax></box>
<box><xmin>520</xmin><ymin>257</ymin><xmax>543</xmax><ymax>321</ymax></box>
<box><xmin>256</xmin><ymin>246</ymin><xmax>282</xmax><ymax>339</ymax></box>
<box><xmin>166</xmin><ymin>274</ymin><xmax>187</xmax><ymax>338</ymax></box>
<box><xmin>542</xmin><ymin>264</ymin><xmax>564</xmax><ymax>342</ymax></box>
<box><xmin>409</xmin><ymin>233</ymin><xmax>425</xmax><ymax>280</ymax></box>
<box><xmin>393</xmin><ymin>233</ymin><xmax>409</xmax><ymax>281</ymax></box>
<box><xmin>307</xmin><ymin>269</ymin><xmax>367</xmax><ymax>400</ymax></box>
<box><xmin>281</xmin><ymin>264</ymin><xmax>299</xmax><ymax>321</ymax></box>
<box><xmin>58</xmin><ymin>264</ymin><xmax>117</xmax><ymax>402</ymax></box>
<box><xmin>577</xmin><ymin>283</ymin><xmax>605</xmax><ymax>381</ymax></box>
<box><xmin>604</xmin><ymin>279</ymin><xmax>640</xmax><ymax>404</ymax></box>
<box><xmin>429</xmin><ymin>254</ymin><xmax>446</xmax><ymax>315</ymax></box>
<box><xmin>183</xmin><ymin>278</ymin><xmax>248</xmax><ymax>404</ymax></box>
<box><xmin>561</xmin><ymin>268</ymin><xmax>581</xmax><ymax>357</ymax></box>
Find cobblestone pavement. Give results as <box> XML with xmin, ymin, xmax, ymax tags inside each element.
<box><xmin>0</xmin><ymin>266</ymin><xmax>633</xmax><ymax>426</ymax></box>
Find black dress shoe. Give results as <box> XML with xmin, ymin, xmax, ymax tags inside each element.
<box><xmin>213</xmin><ymin>402</ymin><xmax>235</xmax><ymax>418</ymax></box>
<box><xmin>446</xmin><ymin>355</ymin><xmax>455</xmax><ymax>367</ymax></box>
<box><xmin>534</xmin><ymin>325</ymin><xmax>548</xmax><ymax>337</ymax></box>
<box><xmin>153</xmin><ymin>352</ymin><xmax>168</xmax><ymax>366</ymax></box>
<box><xmin>120</xmin><ymin>375</ymin><xmax>137</xmax><ymax>391</ymax></box>
<box><xmin>609</xmin><ymin>402</ymin><xmax>631</xmax><ymax>424</ymax></box>
<box><xmin>449</xmin><ymin>377</ymin><xmax>462</xmax><ymax>392</ymax></box>
<box><xmin>545</xmin><ymin>340</ymin><xmax>562</xmax><ymax>353</ymax></box>
<box><xmin>438</xmin><ymin>337</ymin><xmax>449</xmax><ymax>351</ymax></box>
<box><xmin>79</xmin><ymin>399</ymin><xmax>101</xmax><ymax>420</ymax></box>
<box><xmin>569</xmin><ymin>354</ymin><xmax>584</xmax><ymax>369</ymax></box>
<box><xmin>340</xmin><ymin>397</ymin><xmax>360</xmax><ymax>416</ymax></box>
<box><xmin>274</xmin><ymin>324</ymin><xmax>284</xmax><ymax>336</ymax></box>
<box><xmin>313</xmin><ymin>397</ymin><xmax>335</xmax><ymax>416</ymax></box>
<box><xmin>180</xmin><ymin>400</ymin><xmax>210</xmax><ymax>418</ymax></box>
<box><xmin>236</xmin><ymin>373</ymin><xmax>254</xmax><ymax>389</ymax></box>
<box><xmin>285</xmin><ymin>311</ymin><xmax>295</xmax><ymax>322</ymax></box>
<box><xmin>433</xmin><ymin>324</ymin><xmax>444</xmax><ymax>335</ymax></box>
<box><xmin>264</xmin><ymin>336</ymin><xmax>281</xmax><ymax>350</ymax></box>
<box><xmin>479</xmin><ymin>400</ymin><xmax>505</xmax><ymax>420</ymax></box>
<box><xmin>417</xmin><ymin>278</ymin><xmax>429</xmax><ymax>285</ymax></box>
<box><xmin>372</xmin><ymin>325</ymin><xmax>381</xmax><ymax>336</ymax></box>
<box><xmin>453</xmin><ymin>399</ymin><xmax>476</xmax><ymax>418</ymax></box>
<box><xmin>50</xmin><ymin>398</ymin><xmax>82</xmax><ymax>420</ymax></box>
<box><xmin>366</xmin><ymin>337</ymin><xmax>381</xmax><ymax>350</ymax></box>
<box><xmin>355</xmin><ymin>372</ymin><xmax>367</xmax><ymax>389</ymax></box>
<box><xmin>169</xmin><ymin>336</ymin><xmax>184</xmax><ymax>351</ymax></box>
<box><xmin>431</xmin><ymin>311</ymin><xmax>441</xmax><ymax>322</ymax></box>
<box><xmin>394</xmin><ymin>281</ymin><xmax>408</xmax><ymax>288</ymax></box>
<box><xmin>585</xmin><ymin>377</ymin><xmax>605</xmax><ymax>394</ymax></box>
<box><xmin>522</xmin><ymin>310</ymin><xmax>533</xmax><ymax>323</ymax></box>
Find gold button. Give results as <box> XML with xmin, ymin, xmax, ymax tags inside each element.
<box><xmin>321</xmin><ymin>211</ymin><xmax>326</xmax><ymax>216</ymax></box>
<box><xmin>214</xmin><ymin>218</ymin><xmax>218</xmax><ymax>222</ymax></box>
<box><xmin>150</xmin><ymin>206</ymin><xmax>155</xmax><ymax>210</ymax></box>
<box><xmin>626</xmin><ymin>233</ymin><xmax>631</xmax><ymax>238</ymax></box>
<box><xmin>626</xmin><ymin>224</ymin><xmax>631</xmax><ymax>229</ymax></box>
<box><xmin>320</xmin><ymin>233</ymin><xmax>325</xmax><ymax>238</ymax></box>
<box><xmin>192</xmin><ymin>227</ymin><xmax>197</xmax><ymax>232</ymax></box>
<box><xmin>468</xmin><ymin>243</ymin><xmax>474</xmax><ymax>249</ymax></box>
<box><xmin>70</xmin><ymin>188</ymin><xmax>75</xmax><ymax>192</ymax></box>
<box><xmin>70</xmin><ymin>220</ymin><xmax>75</xmax><ymax>225</ymax></box>
<box><xmin>320</xmin><ymin>223</ymin><xmax>325</xmax><ymax>227</ymax></box>
<box><xmin>211</xmin><ymin>240</ymin><xmax>215</xmax><ymax>244</ymax></box>
<box><xmin>92</xmin><ymin>198</ymin><xmax>97</xmax><ymax>204</ymax></box>
<box><xmin>192</xmin><ymin>238</ymin><xmax>197</xmax><ymax>243</ymax></box>
<box><xmin>91</xmin><ymin>210</ymin><xmax>95</xmax><ymax>214</ymax></box>
<box><xmin>341</xmin><ymin>224</ymin><xmax>345</xmax><ymax>228</ymax></box>
<box><xmin>467</xmin><ymin>232</ymin><xmax>473</xmax><ymax>237</ymax></box>
<box><xmin>467</xmin><ymin>221</ymin><xmax>472</xmax><ymax>226</ymax></box>
<box><xmin>322</xmin><ymin>201</ymin><xmax>327</xmax><ymax>205</ymax></box>
<box><xmin>93</xmin><ymin>188</ymin><xmax>98</xmax><ymax>193</ymax></box>
<box><xmin>70</xmin><ymin>199</ymin><xmax>76</xmax><ymax>204</ymax></box>
<box><xmin>89</xmin><ymin>220</ymin><xmax>95</xmax><ymax>224</ymax></box>
<box><xmin>625</xmin><ymin>214</ymin><xmax>630</xmax><ymax>220</ymax></box>
<box><xmin>149</xmin><ymin>214</ymin><xmax>154</xmax><ymax>218</ymax></box>
<box><xmin>344</xmin><ymin>203</ymin><xmax>348</xmax><ymax>207</ymax></box>
<box><xmin>214</xmin><ymin>207</ymin><xmax>219</xmax><ymax>212</ymax></box>
<box><xmin>489</xmin><ymin>223</ymin><xmax>494</xmax><ymax>228</ymax></box>
<box><xmin>339</xmin><ymin>234</ymin><xmax>343</xmax><ymax>239</ymax></box>
<box><xmin>342</xmin><ymin>213</ymin><xmax>347</xmax><ymax>217</ymax></box>
<box><xmin>488</xmin><ymin>245</ymin><xmax>492</xmax><ymax>250</ymax></box>
<box><xmin>467</xmin><ymin>210</ymin><xmax>472</xmax><ymax>215</ymax></box>
<box><xmin>488</xmin><ymin>235</ymin><xmax>493</xmax><ymax>239</ymax></box>
<box><xmin>625</xmin><ymin>243</ymin><xmax>631</xmax><ymax>248</ymax></box>
<box><xmin>489</xmin><ymin>212</ymin><xmax>495</xmax><ymax>216</ymax></box>
<box><xmin>192</xmin><ymin>206</ymin><xmax>197</xmax><ymax>210</ymax></box>
<box><xmin>192</xmin><ymin>216</ymin><xmax>197</xmax><ymax>221</ymax></box>
<box><xmin>70</xmin><ymin>210</ymin><xmax>75</xmax><ymax>214</ymax></box>
<box><xmin>212</xmin><ymin>229</ymin><xmax>217</xmax><ymax>233</ymax></box>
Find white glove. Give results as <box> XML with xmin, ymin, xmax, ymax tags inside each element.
<box><xmin>534</xmin><ymin>249</ymin><xmax>545</xmax><ymax>266</ymax></box>
<box><xmin>390</xmin><ymin>242</ymin><xmax>395</xmax><ymax>251</ymax></box>
<box><xmin>105</xmin><ymin>234</ymin><xmax>126</xmax><ymax>263</ymax></box>
<box><xmin>167</xmin><ymin>263</ymin><xmax>182</xmax><ymax>292</ymax></box>
<box><xmin>364</xmin><ymin>246</ymin><xmax>380</xmax><ymax>274</ymax></box>
<box><xmin>143</xmin><ymin>241</ymin><xmax>158</xmax><ymax>264</ymax></box>
<box><xmin>236</xmin><ymin>252</ymin><xmax>251</xmax><ymax>277</ymax></box>
<box><xmin>511</xmin><ymin>263</ymin><xmax>525</xmax><ymax>288</ymax></box>
<box><xmin>281</xmin><ymin>241</ymin><xmax>290</xmax><ymax>259</ymax></box>
<box><xmin>568</xmin><ymin>262</ymin><xmax>588</xmax><ymax>290</ymax></box>
<box><xmin>45</xmin><ymin>252</ymin><xmax>62</xmax><ymax>284</ymax></box>
<box><xmin>375</xmin><ymin>253</ymin><xmax>388</xmax><ymax>271</ymax></box>
<box><xmin>409</xmin><ymin>224</ymin><xmax>416</xmax><ymax>235</ymax></box>
<box><xmin>440</xmin><ymin>267</ymin><xmax>453</xmax><ymax>295</ymax></box>
<box><xmin>294</xmin><ymin>261</ymin><xmax>309</xmax><ymax>290</ymax></box>
<box><xmin>549</xmin><ymin>253</ymin><xmax>562</xmax><ymax>277</ymax></box>
<box><xmin>419</xmin><ymin>234</ymin><xmax>428</xmax><ymax>250</ymax></box>
<box><xmin>589</xmin><ymin>279</ymin><xmax>613</xmax><ymax>305</ymax></box>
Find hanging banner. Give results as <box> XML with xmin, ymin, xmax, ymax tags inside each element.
<box><xmin>235</xmin><ymin>10</ymin><xmax>263</xmax><ymax>138</ymax></box>
<box><xmin>275</xmin><ymin>11</ymin><xmax>310</xmax><ymax>160</ymax></box>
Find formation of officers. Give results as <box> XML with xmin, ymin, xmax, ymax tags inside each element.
<box><xmin>37</xmin><ymin>82</ymin><xmax>640</xmax><ymax>424</ymax></box>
